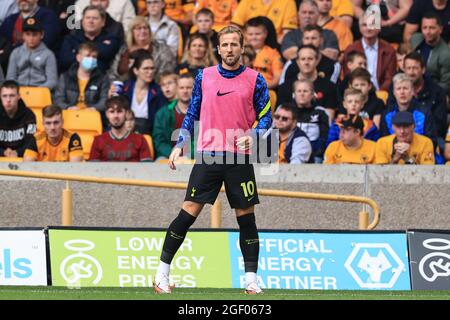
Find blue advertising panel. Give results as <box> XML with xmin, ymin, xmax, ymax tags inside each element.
<box><xmin>228</xmin><ymin>232</ymin><xmax>410</xmax><ymax>290</ymax></box>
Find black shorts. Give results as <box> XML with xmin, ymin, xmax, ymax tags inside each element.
<box><xmin>184</xmin><ymin>161</ymin><xmax>259</xmax><ymax>209</ymax></box>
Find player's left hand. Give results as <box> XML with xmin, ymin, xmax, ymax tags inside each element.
<box><xmin>236</xmin><ymin>136</ymin><xmax>253</xmax><ymax>151</ymax></box>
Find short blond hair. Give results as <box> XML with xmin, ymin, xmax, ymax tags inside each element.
<box><xmin>343</xmin><ymin>88</ymin><xmax>364</xmax><ymax>101</ymax></box>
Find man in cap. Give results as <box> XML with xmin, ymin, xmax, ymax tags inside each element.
<box><xmin>6</xmin><ymin>16</ymin><xmax>58</xmax><ymax>90</ymax></box>
<box><xmin>324</xmin><ymin>114</ymin><xmax>376</xmax><ymax>164</ymax></box>
<box><xmin>375</xmin><ymin>111</ymin><xmax>435</xmax><ymax>164</ymax></box>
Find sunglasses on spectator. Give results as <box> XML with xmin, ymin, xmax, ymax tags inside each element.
<box><xmin>274</xmin><ymin>115</ymin><xmax>291</xmax><ymax>121</ymax></box>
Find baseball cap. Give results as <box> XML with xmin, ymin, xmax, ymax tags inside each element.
<box><xmin>340</xmin><ymin>115</ymin><xmax>364</xmax><ymax>131</ymax></box>
<box><xmin>392</xmin><ymin>111</ymin><xmax>414</xmax><ymax>126</ymax></box>
<box><xmin>23</xmin><ymin>17</ymin><xmax>43</xmax><ymax>32</ymax></box>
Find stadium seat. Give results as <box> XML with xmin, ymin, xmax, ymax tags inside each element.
<box><xmin>0</xmin><ymin>157</ymin><xmax>23</xmax><ymax>162</ymax></box>
<box><xmin>269</xmin><ymin>90</ymin><xmax>277</xmax><ymax>114</ymax></box>
<box><xmin>62</xmin><ymin>109</ymin><xmax>103</xmax><ymax>160</ymax></box>
<box><xmin>77</xmin><ymin>133</ymin><xmax>95</xmax><ymax>160</ymax></box>
<box><xmin>376</xmin><ymin>90</ymin><xmax>389</xmax><ymax>104</ymax></box>
<box><xmin>62</xmin><ymin>109</ymin><xmax>103</xmax><ymax>136</ymax></box>
<box><xmin>143</xmin><ymin>134</ymin><xmax>155</xmax><ymax>161</ymax></box>
<box><xmin>31</xmin><ymin>107</ymin><xmax>44</xmax><ymax>133</ymax></box>
<box><xmin>19</xmin><ymin>86</ymin><xmax>52</xmax><ymax>109</ymax></box>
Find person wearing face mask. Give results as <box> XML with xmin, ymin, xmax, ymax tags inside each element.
<box><xmin>54</xmin><ymin>41</ymin><xmax>110</xmax><ymax>113</ymax></box>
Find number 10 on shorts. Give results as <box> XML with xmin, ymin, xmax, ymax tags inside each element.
<box><xmin>240</xmin><ymin>181</ymin><xmax>255</xmax><ymax>198</ymax></box>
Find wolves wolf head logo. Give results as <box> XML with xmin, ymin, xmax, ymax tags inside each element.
<box><xmin>357</xmin><ymin>250</ymin><xmax>392</xmax><ymax>283</ymax></box>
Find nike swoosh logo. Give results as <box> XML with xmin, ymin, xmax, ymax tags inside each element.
<box><xmin>217</xmin><ymin>90</ymin><xmax>234</xmax><ymax>96</ymax></box>
<box><xmin>248</xmin><ymin>196</ymin><xmax>254</xmax><ymax>202</ymax></box>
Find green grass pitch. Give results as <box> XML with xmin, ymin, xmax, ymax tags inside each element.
<box><xmin>0</xmin><ymin>287</ymin><xmax>450</xmax><ymax>300</ymax></box>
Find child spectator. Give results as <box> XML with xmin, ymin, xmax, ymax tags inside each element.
<box><xmin>242</xmin><ymin>45</ymin><xmax>256</xmax><ymax>68</ymax></box>
<box><xmin>159</xmin><ymin>72</ymin><xmax>178</xmax><ymax>102</ymax></box>
<box><xmin>338</xmin><ymin>50</ymin><xmax>366</xmax><ymax>98</ymax></box>
<box><xmin>346</xmin><ymin>68</ymin><xmax>385</xmax><ymax>128</ymax></box>
<box><xmin>6</xmin><ymin>17</ymin><xmax>58</xmax><ymax>90</ymax></box>
<box><xmin>245</xmin><ymin>16</ymin><xmax>283</xmax><ymax>92</ymax></box>
<box><xmin>194</xmin><ymin>0</ymin><xmax>238</xmax><ymax>32</ymax></box>
<box><xmin>191</xmin><ymin>8</ymin><xmax>219</xmax><ymax>60</ymax></box>
<box><xmin>327</xmin><ymin>88</ymin><xmax>380</xmax><ymax>147</ymax></box>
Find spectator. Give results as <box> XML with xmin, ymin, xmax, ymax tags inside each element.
<box><xmin>125</xmin><ymin>108</ymin><xmax>135</xmax><ymax>132</ymax></box>
<box><xmin>0</xmin><ymin>36</ymin><xmax>12</xmax><ymax>73</ymax></box>
<box><xmin>278</xmin><ymin>44</ymin><xmax>338</xmax><ymax>122</ymax></box>
<box><xmin>176</xmin><ymin>33</ymin><xmax>218</xmax><ymax>77</ymax></box>
<box><xmin>344</xmin><ymin>68</ymin><xmax>385</xmax><ymax>128</ymax></box>
<box><xmin>75</xmin><ymin>0</ymin><xmax>136</xmax><ymax>32</ymax></box>
<box><xmin>343</xmin><ymin>15</ymin><xmax>397</xmax><ymax>91</ymax></box>
<box><xmin>54</xmin><ymin>42</ymin><xmax>110</xmax><ymax>112</ymax></box>
<box><xmin>39</xmin><ymin>0</ymin><xmax>76</xmax><ymax>37</ymax></box>
<box><xmin>153</xmin><ymin>73</ymin><xmax>194</xmax><ymax>160</ymax></box>
<box><xmin>324</xmin><ymin>114</ymin><xmax>376</xmax><ymax>164</ymax></box>
<box><xmin>113</xmin><ymin>50</ymin><xmax>166</xmax><ymax>135</ymax></box>
<box><xmin>111</xmin><ymin>16</ymin><xmax>176</xmax><ymax>82</ymax></box>
<box><xmin>268</xmin><ymin>103</ymin><xmax>312</xmax><ymax>164</ymax></box>
<box><xmin>396</xmin><ymin>42</ymin><xmax>412</xmax><ymax>73</ymax></box>
<box><xmin>315</xmin><ymin>0</ymin><xmax>353</xmax><ymax>54</ymax></box>
<box><xmin>0</xmin><ymin>0</ymin><xmax>60</xmax><ymax>51</ymax></box>
<box><xmin>381</xmin><ymin>73</ymin><xmax>436</xmax><ymax>144</ymax></box>
<box><xmin>244</xmin><ymin>17</ymin><xmax>283</xmax><ymax>91</ymax></box>
<box><xmin>282</xmin><ymin>0</ymin><xmax>339</xmax><ymax>61</ymax></box>
<box><xmin>338</xmin><ymin>50</ymin><xmax>367</xmax><ymax>98</ymax></box>
<box><xmin>242</xmin><ymin>44</ymin><xmax>256</xmax><ymax>68</ymax></box>
<box><xmin>6</xmin><ymin>17</ymin><xmax>58</xmax><ymax>90</ymax></box>
<box><xmin>292</xmin><ymin>78</ymin><xmax>329</xmax><ymax>163</ymax></box>
<box><xmin>330</xmin><ymin>0</ymin><xmax>354</xmax><ymax>28</ymax></box>
<box><xmin>389</xmin><ymin>52</ymin><xmax>448</xmax><ymax>141</ymax></box>
<box><xmin>87</xmin><ymin>0</ymin><xmax>125</xmax><ymax>43</ymax></box>
<box><xmin>194</xmin><ymin>0</ymin><xmax>238</xmax><ymax>32</ymax></box>
<box><xmin>232</xmin><ymin>0</ymin><xmax>298</xmax><ymax>44</ymax></box>
<box><xmin>376</xmin><ymin>111</ymin><xmax>435</xmax><ymax>164</ymax></box>
<box><xmin>58</xmin><ymin>5</ymin><xmax>121</xmax><ymax>73</ymax></box>
<box><xmin>371</xmin><ymin>0</ymin><xmax>413</xmax><ymax>44</ymax></box>
<box><xmin>89</xmin><ymin>95</ymin><xmax>152</xmax><ymax>161</ymax></box>
<box><xmin>163</xmin><ymin>0</ymin><xmax>195</xmax><ymax>31</ymax></box>
<box><xmin>23</xmin><ymin>104</ymin><xmax>84</xmax><ymax>161</ymax></box>
<box><xmin>0</xmin><ymin>80</ymin><xmax>36</xmax><ymax>158</ymax></box>
<box><xmin>146</xmin><ymin>0</ymin><xmax>180</xmax><ymax>58</ymax></box>
<box><xmin>404</xmin><ymin>0</ymin><xmax>450</xmax><ymax>44</ymax></box>
<box><xmin>0</xmin><ymin>0</ymin><xmax>18</xmax><ymax>26</ymax></box>
<box><xmin>191</xmin><ymin>8</ymin><xmax>219</xmax><ymax>60</ymax></box>
<box><xmin>159</xmin><ymin>72</ymin><xmax>178</xmax><ymax>102</ymax></box>
<box><xmin>410</xmin><ymin>12</ymin><xmax>450</xmax><ymax>95</ymax></box>
<box><xmin>328</xmin><ymin>88</ymin><xmax>380</xmax><ymax>147</ymax></box>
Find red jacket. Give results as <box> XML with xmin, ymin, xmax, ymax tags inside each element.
<box><xmin>343</xmin><ymin>38</ymin><xmax>397</xmax><ymax>91</ymax></box>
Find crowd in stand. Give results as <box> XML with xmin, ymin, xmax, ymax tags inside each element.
<box><xmin>0</xmin><ymin>0</ymin><xmax>449</xmax><ymax>164</ymax></box>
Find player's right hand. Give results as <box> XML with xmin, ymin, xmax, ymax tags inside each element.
<box><xmin>168</xmin><ymin>147</ymin><xmax>183</xmax><ymax>170</ymax></box>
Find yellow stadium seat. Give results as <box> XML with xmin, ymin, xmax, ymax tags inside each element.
<box><xmin>62</xmin><ymin>109</ymin><xmax>103</xmax><ymax>136</ymax></box>
<box><xmin>77</xmin><ymin>133</ymin><xmax>95</xmax><ymax>160</ymax></box>
<box><xmin>19</xmin><ymin>86</ymin><xmax>52</xmax><ymax>109</ymax></box>
<box><xmin>269</xmin><ymin>89</ymin><xmax>277</xmax><ymax>114</ymax></box>
<box><xmin>0</xmin><ymin>157</ymin><xmax>23</xmax><ymax>162</ymax></box>
<box><xmin>376</xmin><ymin>90</ymin><xmax>388</xmax><ymax>104</ymax></box>
<box><xmin>30</xmin><ymin>107</ymin><xmax>44</xmax><ymax>133</ymax></box>
<box><xmin>143</xmin><ymin>134</ymin><xmax>155</xmax><ymax>161</ymax></box>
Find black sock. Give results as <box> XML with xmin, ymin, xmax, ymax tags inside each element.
<box><xmin>160</xmin><ymin>209</ymin><xmax>197</xmax><ymax>264</ymax></box>
<box><xmin>237</xmin><ymin>213</ymin><xmax>259</xmax><ymax>273</ymax></box>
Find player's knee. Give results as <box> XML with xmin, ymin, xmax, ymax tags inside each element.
<box><xmin>182</xmin><ymin>201</ymin><xmax>203</xmax><ymax>217</ymax></box>
<box><xmin>237</xmin><ymin>212</ymin><xmax>256</xmax><ymax>228</ymax></box>
<box><xmin>235</xmin><ymin>206</ymin><xmax>255</xmax><ymax>217</ymax></box>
